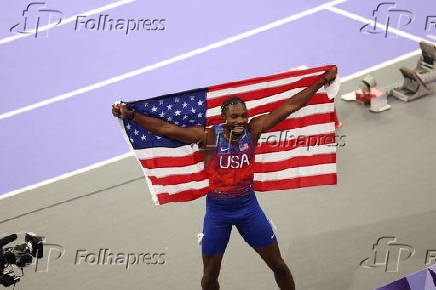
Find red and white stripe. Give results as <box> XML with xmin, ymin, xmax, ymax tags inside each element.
<box><xmin>130</xmin><ymin>65</ymin><xmax>337</xmax><ymax>205</ymax></box>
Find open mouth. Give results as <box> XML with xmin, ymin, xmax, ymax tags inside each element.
<box><xmin>231</xmin><ymin>125</ymin><xmax>245</xmax><ymax>134</ymax></box>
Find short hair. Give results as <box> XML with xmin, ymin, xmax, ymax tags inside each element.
<box><xmin>221</xmin><ymin>96</ymin><xmax>246</xmax><ymax>114</ymax></box>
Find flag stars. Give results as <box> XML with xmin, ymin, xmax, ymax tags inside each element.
<box><xmin>190</xmin><ymin>96</ymin><xmax>195</xmax><ymax>100</ymax></box>
<box><xmin>197</xmin><ymin>100</ymin><xmax>204</xmax><ymax>106</ymax></box>
<box><xmin>151</xmin><ymin>106</ymin><xmax>157</xmax><ymax>112</ymax></box>
<box><xmin>182</xmin><ymin>102</ymin><xmax>188</xmax><ymax>108</ymax></box>
<box><xmin>175</xmin><ymin>97</ymin><xmax>180</xmax><ymax>103</ymax></box>
<box><xmin>126</xmin><ymin>124</ymin><xmax>132</xmax><ymax>130</ymax></box>
<box><xmin>174</xmin><ymin>110</ymin><xmax>181</xmax><ymax>116</ymax></box>
<box><xmin>167</xmin><ymin>116</ymin><xmax>172</xmax><ymax>122</ymax></box>
<box><xmin>159</xmin><ymin>100</ymin><xmax>164</xmax><ymax>105</ymax></box>
<box><xmin>134</xmin><ymin>129</ymin><xmax>139</xmax><ymax>135</ymax></box>
<box><xmin>156</xmin><ymin>136</ymin><xmax>162</xmax><ymax>140</ymax></box>
<box><xmin>183</xmin><ymin>115</ymin><xmax>188</xmax><ymax>120</ymax></box>
<box><xmin>197</xmin><ymin>112</ymin><xmax>203</xmax><ymax>118</ymax></box>
<box><xmin>191</xmin><ymin>108</ymin><xmax>196</xmax><ymax>113</ymax></box>
<box><xmin>141</xmin><ymin>135</ymin><xmax>146</xmax><ymax>141</ymax></box>
<box><xmin>166</xmin><ymin>104</ymin><xmax>173</xmax><ymax>110</ymax></box>
<box><xmin>144</xmin><ymin>103</ymin><xmax>149</xmax><ymax>107</ymax></box>
<box><xmin>189</xmin><ymin>119</ymin><xmax>195</xmax><ymax>123</ymax></box>
<box><xmin>174</xmin><ymin>121</ymin><xmax>179</xmax><ymax>125</ymax></box>
<box><xmin>130</xmin><ymin>138</ymin><xmax>134</xmax><ymax>143</ymax></box>
<box><xmin>159</xmin><ymin>111</ymin><xmax>165</xmax><ymax>118</ymax></box>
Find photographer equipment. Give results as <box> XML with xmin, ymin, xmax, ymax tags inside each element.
<box><xmin>0</xmin><ymin>233</ymin><xmax>44</xmax><ymax>288</ymax></box>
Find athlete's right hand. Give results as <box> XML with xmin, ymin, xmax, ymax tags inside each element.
<box><xmin>112</xmin><ymin>104</ymin><xmax>131</xmax><ymax>118</ymax></box>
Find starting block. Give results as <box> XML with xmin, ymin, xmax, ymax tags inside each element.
<box><xmin>415</xmin><ymin>41</ymin><xmax>436</xmax><ymax>83</ymax></box>
<box><xmin>391</xmin><ymin>67</ymin><xmax>433</xmax><ymax>102</ymax></box>
<box><xmin>355</xmin><ymin>74</ymin><xmax>377</xmax><ymax>104</ymax></box>
<box><xmin>341</xmin><ymin>41</ymin><xmax>436</xmax><ymax>111</ymax></box>
<box><xmin>341</xmin><ymin>74</ymin><xmax>391</xmax><ymax>112</ymax></box>
<box><xmin>416</xmin><ymin>41</ymin><xmax>436</xmax><ymax>73</ymax></box>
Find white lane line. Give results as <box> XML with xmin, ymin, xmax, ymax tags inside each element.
<box><xmin>0</xmin><ymin>0</ymin><xmax>346</xmax><ymax>121</ymax></box>
<box><xmin>0</xmin><ymin>152</ymin><xmax>133</xmax><ymax>201</ymax></box>
<box><xmin>326</xmin><ymin>6</ymin><xmax>432</xmax><ymax>44</ymax></box>
<box><xmin>0</xmin><ymin>0</ymin><xmax>136</xmax><ymax>45</ymax></box>
<box><xmin>0</xmin><ymin>47</ymin><xmax>423</xmax><ymax>200</ymax></box>
<box><xmin>341</xmin><ymin>49</ymin><xmax>420</xmax><ymax>82</ymax></box>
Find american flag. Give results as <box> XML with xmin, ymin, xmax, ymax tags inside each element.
<box><xmin>118</xmin><ymin>65</ymin><xmax>338</xmax><ymax>205</ymax></box>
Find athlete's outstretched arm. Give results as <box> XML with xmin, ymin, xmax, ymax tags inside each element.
<box><xmin>112</xmin><ymin>103</ymin><xmax>207</xmax><ymax>144</ymax></box>
<box><xmin>249</xmin><ymin>66</ymin><xmax>337</xmax><ymax>135</ymax></box>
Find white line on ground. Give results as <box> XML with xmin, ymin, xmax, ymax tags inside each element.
<box><xmin>0</xmin><ymin>152</ymin><xmax>133</xmax><ymax>201</ymax></box>
<box><xmin>0</xmin><ymin>0</ymin><xmax>136</xmax><ymax>45</ymax></box>
<box><xmin>0</xmin><ymin>47</ymin><xmax>423</xmax><ymax>200</ymax></box>
<box><xmin>326</xmin><ymin>6</ymin><xmax>432</xmax><ymax>44</ymax></box>
<box><xmin>0</xmin><ymin>0</ymin><xmax>346</xmax><ymax>121</ymax></box>
<box><xmin>341</xmin><ymin>49</ymin><xmax>420</xmax><ymax>82</ymax></box>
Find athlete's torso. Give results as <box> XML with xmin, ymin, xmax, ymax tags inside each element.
<box><xmin>203</xmin><ymin>123</ymin><xmax>256</xmax><ymax>199</ymax></box>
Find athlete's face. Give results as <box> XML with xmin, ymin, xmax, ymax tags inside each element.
<box><xmin>222</xmin><ymin>103</ymin><xmax>249</xmax><ymax>136</ymax></box>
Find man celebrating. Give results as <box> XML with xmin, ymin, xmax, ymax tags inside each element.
<box><xmin>112</xmin><ymin>66</ymin><xmax>337</xmax><ymax>290</ymax></box>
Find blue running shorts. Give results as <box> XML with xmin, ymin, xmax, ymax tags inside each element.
<box><xmin>201</xmin><ymin>191</ymin><xmax>277</xmax><ymax>255</ymax></box>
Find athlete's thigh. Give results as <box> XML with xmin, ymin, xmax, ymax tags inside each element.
<box><xmin>235</xmin><ymin>204</ymin><xmax>277</xmax><ymax>248</ymax></box>
<box><xmin>201</xmin><ymin>211</ymin><xmax>232</xmax><ymax>255</ymax></box>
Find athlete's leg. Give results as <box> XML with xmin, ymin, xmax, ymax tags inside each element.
<box><xmin>235</xmin><ymin>194</ymin><xmax>295</xmax><ymax>289</ymax></box>
<box><xmin>201</xmin><ymin>206</ymin><xmax>232</xmax><ymax>289</ymax></box>
<box><xmin>254</xmin><ymin>241</ymin><xmax>295</xmax><ymax>290</ymax></box>
<box><xmin>201</xmin><ymin>253</ymin><xmax>224</xmax><ymax>290</ymax></box>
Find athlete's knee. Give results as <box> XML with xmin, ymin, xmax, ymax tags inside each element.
<box><xmin>201</xmin><ymin>273</ymin><xmax>220</xmax><ymax>289</ymax></box>
<box><xmin>271</xmin><ymin>259</ymin><xmax>290</xmax><ymax>276</ymax></box>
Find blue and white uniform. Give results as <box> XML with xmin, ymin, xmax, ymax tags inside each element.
<box><xmin>201</xmin><ymin>123</ymin><xmax>277</xmax><ymax>255</ymax></box>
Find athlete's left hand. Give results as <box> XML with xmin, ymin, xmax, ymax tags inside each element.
<box><xmin>324</xmin><ymin>66</ymin><xmax>337</xmax><ymax>83</ymax></box>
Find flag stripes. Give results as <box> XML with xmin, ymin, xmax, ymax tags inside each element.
<box><xmin>120</xmin><ymin>65</ymin><xmax>337</xmax><ymax>205</ymax></box>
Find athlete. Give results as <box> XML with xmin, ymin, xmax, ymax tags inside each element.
<box><xmin>112</xmin><ymin>66</ymin><xmax>337</xmax><ymax>290</ymax></box>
